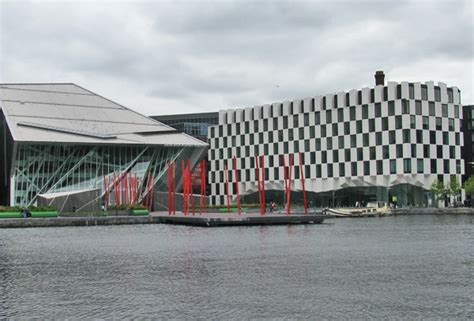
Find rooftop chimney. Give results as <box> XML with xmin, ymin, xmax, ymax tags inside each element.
<box><xmin>375</xmin><ymin>70</ymin><xmax>385</xmax><ymax>86</ymax></box>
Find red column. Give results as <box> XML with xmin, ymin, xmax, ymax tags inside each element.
<box><xmin>255</xmin><ymin>155</ymin><xmax>262</xmax><ymax>215</ymax></box>
<box><xmin>260</xmin><ymin>155</ymin><xmax>266</xmax><ymax>215</ymax></box>
<box><xmin>224</xmin><ymin>163</ymin><xmax>231</xmax><ymax>214</ymax></box>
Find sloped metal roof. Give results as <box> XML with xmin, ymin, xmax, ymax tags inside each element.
<box><xmin>0</xmin><ymin>83</ymin><xmax>207</xmax><ymax>147</ymax></box>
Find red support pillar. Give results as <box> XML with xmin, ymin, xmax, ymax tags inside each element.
<box><xmin>260</xmin><ymin>155</ymin><xmax>266</xmax><ymax>216</ymax></box>
<box><xmin>172</xmin><ymin>162</ymin><xmax>176</xmax><ymax>215</ymax></box>
<box><xmin>299</xmin><ymin>153</ymin><xmax>308</xmax><ymax>214</ymax></box>
<box><xmin>168</xmin><ymin>161</ymin><xmax>171</xmax><ymax>215</ymax></box>
<box><xmin>255</xmin><ymin>155</ymin><xmax>262</xmax><ymax>215</ymax></box>
<box><xmin>233</xmin><ymin>157</ymin><xmax>241</xmax><ymax>215</ymax></box>
<box><xmin>224</xmin><ymin>163</ymin><xmax>231</xmax><ymax>214</ymax></box>
<box><xmin>181</xmin><ymin>160</ymin><xmax>186</xmax><ymax>215</ymax></box>
<box><xmin>287</xmin><ymin>154</ymin><xmax>294</xmax><ymax>215</ymax></box>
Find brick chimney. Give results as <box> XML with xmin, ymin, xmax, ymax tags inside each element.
<box><xmin>375</xmin><ymin>70</ymin><xmax>385</xmax><ymax>86</ymax></box>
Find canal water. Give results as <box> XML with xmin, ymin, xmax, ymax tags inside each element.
<box><xmin>0</xmin><ymin>215</ymin><xmax>472</xmax><ymax>319</ymax></box>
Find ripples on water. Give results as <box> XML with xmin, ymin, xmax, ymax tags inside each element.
<box><xmin>0</xmin><ymin>215</ymin><xmax>473</xmax><ymax>319</ymax></box>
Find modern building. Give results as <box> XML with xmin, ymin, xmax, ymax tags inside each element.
<box><xmin>0</xmin><ymin>83</ymin><xmax>207</xmax><ymax>211</ymax></box>
<box><xmin>151</xmin><ymin>112</ymin><xmax>218</xmax><ymax>142</ymax></box>
<box><xmin>462</xmin><ymin>105</ymin><xmax>474</xmax><ymax>182</ymax></box>
<box><xmin>208</xmin><ymin>72</ymin><xmax>464</xmax><ymax>207</ymax></box>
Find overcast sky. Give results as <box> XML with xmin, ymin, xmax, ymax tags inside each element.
<box><xmin>1</xmin><ymin>0</ymin><xmax>473</xmax><ymax>116</ymax></box>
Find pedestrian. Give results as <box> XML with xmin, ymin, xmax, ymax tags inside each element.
<box><xmin>270</xmin><ymin>201</ymin><xmax>276</xmax><ymax>213</ymax></box>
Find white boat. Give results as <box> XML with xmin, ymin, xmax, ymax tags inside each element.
<box><xmin>328</xmin><ymin>201</ymin><xmax>391</xmax><ymax>217</ymax></box>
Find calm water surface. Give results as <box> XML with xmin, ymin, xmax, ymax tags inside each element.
<box><xmin>0</xmin><ymin>215</ymin><xmax>473</xmax><ymax>319</ymax></box>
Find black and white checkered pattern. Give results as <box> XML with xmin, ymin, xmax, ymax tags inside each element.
<box><xmin>208</xmin><ymin>81</ymin><xmax>464</xmax><ymax>205</ymax></box>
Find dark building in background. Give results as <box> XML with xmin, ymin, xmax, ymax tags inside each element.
<box><xmin>151</xmin><ymin>112</ymin><xmax>218</xmax><ymax>142</ymax></box>
<box><xmin>462</xmin><ymin>105</ymin><xmax>474</xmax><ymax>182</ymax></box>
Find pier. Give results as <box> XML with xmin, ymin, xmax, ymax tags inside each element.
<box><xmin>0</xmin><ymin>212</ymin><xmax>329</xmax><ymax>228</ymax></box>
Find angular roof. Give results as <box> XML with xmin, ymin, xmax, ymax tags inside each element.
<box><xmin>0</xmin><ymin>83</ymin><xmax>207</xmax><ymax>147</ymax></box>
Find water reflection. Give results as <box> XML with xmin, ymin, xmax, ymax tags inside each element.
<box><xmin>0</xmin><ymin>215</ymin><xmax>472</xmax><ymax>319</ymax></box>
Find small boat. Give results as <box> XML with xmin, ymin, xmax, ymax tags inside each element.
<box><xmin>328</xmin><ymin>201</ymin><xmax>391</xmax><ymax>218</ymax></box>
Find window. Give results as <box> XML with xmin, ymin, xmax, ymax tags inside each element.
<box><xmin>395</xmin><ymin>115</ymin><xmax>402</xmax><ymax>129</ymax></box>
<box><xmin>403</xmin><ymin>129</ymin><xmax>411</xmax><ymax>143</ymax></box>
<box><xmin>450</xmin><ymin>146</ymin><xmax>455</xmax><ymax>159</ymax></box>
<box><xmin>369</xmin><ymin>119</ymin><xmax>375</xmax><ymax>132</ymax></box>
<box><xmin>315</xmin><ymin>138</ymin><xmax>321</xmax><ymax>151</ymax></box>
<box><xmin>350</xmin><ymin>107</ymin><xmax>356</xmax><ymax>120</ymax></box>
<box><xmin>443</xmin><ymin>132</ymin><xmax>449</xmax><ymax>144</ymax></box>
<box><xmin>345</xmin><ymin>149</ymin><xmax>351</xmax><ymax>162</ymax></box>
<box><xmin>304</xmin><ymin>114</ymin><xmax>309</xmax><ymax>126</ymax></box>
<box><xmin>402</xmin><ymin>100</ymin><xmax>410</xmax><ymax>114</ymax></box>
<box><xmin>431</xmin><ymin>159</ymin><xmax>437</xmax><ymax>173</ymax></box>
<box><xmin>338</xmin><ymin>136</ymin><xmax>344</xmax><ymax>149</ymax></box>
<box><xmin>416</xmin><ymin>130</ymin><xmax>423</xmax><ymax>143</ymax></box>
<box><xmin>417</xmin><ymin>159</ymin><xmax>424</xmax><ymax>173</ymax></box>
<box><xmin>311</xmin><ymin>98</ymin><xmax>315</xmax><ymax>112</ymax></box>
<box><xmin>310</xmin><ymin>127</ymin><xmax>315</xmax><ymax>138</ymax></box>
<box><xmin>376</xmin><ymin>132</ymin><xmax>382</xmax><ymax>145</ymax></box>
<box><xmin>383</xmin><ymin>146</ymin><xmax>389</xmax><ymax>159</ymax></box>
<box><xmin>390</xmin><ymin>160</ymin><xmax>396</xmax><ymax>174</ymax></box>
<box><xmin>345</xmin><ymin>92</ymin><xmax>350</xmax><ymax>106</ymax></box>
<box><xmin>351</xmin><ymin>135</ymin><xmax>357</xmax><ymax>148</ymax></box>
<box><xmin>455</xmin><ymin>105</ymin><xmax>459</xmax><ymax>118</ymax></box>
<box><xmin>338</xmin><ymin>108</ymin><xmax>344</xmax><ymax>122</ymax></box>
<box><xmin>396</xmin><ymin>144</ymin><xmax>403</xmax><ymax>158</ymax></box>
<box><xmin>344</xmin><ymin>122</ymin><xmax>350</xmax><ymax>135</ymax></box>
<box><xmin>375</xmin><ymin>103</ymin><xmax>381</xmax><ymax>117</ymax></box>
<box><xmin>362</xmin><ymin>105</ymin><xmax>368</xmax><ymax>119</ymax></box>
<box><xmin>415</xmin><ymin>100</ymin><xmax>422</xmax><ymax>115</ymax></box>
<box><xmin>449</xmin><ymin>119</ymin><xmax>454</xmax><ymax>131</ymax></box>
<box><xmin>444</xmin><ymin>160</ymin><xmax>450</xmax><ymax>174</ymax></box>
<box><xmin>397</xmin><ymin>84</ymin><xmax>402</xmax><ymax>99</ymax></box>
<box><xmin>283</xmin><ymin>116</ymin><xmax>288</xmax><ymax>128</ymax></box>
<box><xmin>351</xmin><ymin>162</ymin><xmax>358</xmax><ymax>176</ymax></box>
<box><xmin>357</xmin><ymin>148</ymin><xmax>363</xmax><ymax>161</ymax></box>
<box><xmin>423</xmin><ymin>116</ymin><xmax>429</xmax><ymax>130</ymax></box>
<box><xmin>310</xmin><ymin>152</ymin><xmax>316</xmax><ymax>164</ymax></box>
<box><xmin>448</xmin><ymin>88</ymin><xmax>454</xmax><ymax>103</ymax></box>
<box><xmin>326</xmin><ymin>110</ymin><xmax>332</xmax><ymax>123</ymax></box>
<box><xmin>363</xmin><ymin>133</ymin><xmax>369</xmax><ymax>146</ymax></box>
<box><xmin>332</xmin><ymin>123</ymin><xmax>338</xmax><ymax>136</ymax></box>
<box><xmin>389</xmin><ymin>131</ymin><xmax>396</xmax><ymax>144</ymax></box>
<box><xmin>429</xmin><ymin>102</ymin><xmax>435</xmax><ymax>116</ymax></box>
<box><xmin>383</xmin><ymin>87</ymin><xmax>388</xmax><ymax>101</ymax></box>
<box><xmin>421</xmin><ymin>85</ymin><xmax>428</xmax><ymax>100</ymax></box>
<box><xmin>410</xmin><ymin>115</ymin><xmax>416</xmax><ymax>129</ymax></box>
<box><xmin>327</xmin><ymin>137</ymin><xmax>333</xmax><ymax>150</ymax></box>
<box><xmin>388</xmin><ymin>101</ymin><xmax>395</xmax><ymax>116</ymax></box>
<box><xmin>437</xmin><ymin>146</ymin><xmax>443</xmax><ymax>158</ymax></box>
<box><xmin>293</xmin><ymin>115</ymin><xmax>299</xmax><ymax>127</ymax></box>
<box><xmin>404</xmin><ymin>159</ymin><xmax>412</xmax><ymax>173</ymax></box>
<box><xmin>364</xmin><ymin>161</ymin><xmax>370</xmax><ymax>175</ymax></box>
<box><xmin>316</xmin><ymin>165</ymin><xmax>322</xmax><ymax>178</ymax></box>
<box><xmin>409</xmin><ymin>83</ymin><xmax>415</xmax><ymax>99</ymax></box>
<box><xmin>321</xmin><ymin>125</ymin><xmax>326</xmax><ymax>137</ymax></box>
<box><xmin>411</xmin><ymin>144</ymin><xmax>417</xmax><ymax>157</ymax></box>
<box><xmin>377</xmin><ymin>160</ymin><xmax>383</xmax><ymax>174</ymax></box>
<box><xmin>333</xmin><ymin>150</ymin><xmax>339</xmax><ymax>163</ymax></box>
<box><xmin>315</xmin><ymin>112</ymin><xmax>320</xmax><ymax>125</ymax></box>
<box><xmin>435</xmin><ymin>86</ymin><xmax>441</xmax><ymax>102</ymax></box>
<box><xmin>442</xmin><ymin>104</ymin><xmax>448</xmax><ymax>117</ymax></box>
<box><xmin>424</xmin><ymin>145</ymin><xmax>430</xmax><ymax>158</ymax></box>
<box><xmin>356</xmin><ymin>120</ymin><xmax>362</xmax><ymax>133</ymax></box>
<box><xmin>370</xmin><ymin>147</ymin><xmax>376</xmax><ymax>159</ymax></box>
<box><xmin>430</xmin><ymin>131</ymin><xmax>436</xmax><ymax>144</ymax></box>
<box><xmin>358</xmin><ymin>91</ymin><xmax>362</xmax><ymax>105</ymax></box>
<box><xmin>436</xmin><ymin>117</ymin><xmax>442</xmax><ymax>130</ymax></box>
<box><xmin>382</xmin><ymin>117</ymin><xmax>388</xmax><ymax>131</ymax></box>
<box><xmin>328</xmin><ymin>164</ymin><xmax>333</xmax><ymax>177</ymax></box>
<box><xmin>339</xmin><ymin>163</ymin><xmax>345</xmax><ymax>177</ymax></box>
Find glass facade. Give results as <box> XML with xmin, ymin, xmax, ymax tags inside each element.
<box><xmin>11</xmin><ymin>143</ymin><xmax>186</xmax><ymax>207</ymax></box>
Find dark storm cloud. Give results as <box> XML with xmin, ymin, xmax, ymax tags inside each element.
<box><xmin>0</xmin><ymin>0</ymin><xmax>472</xmax><ymax>115</ymax></box>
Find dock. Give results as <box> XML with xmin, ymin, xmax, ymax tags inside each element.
<box><xmin>0</xmin><ymin>211</ymin><xmax>329</xmax><ymax>228</ymax></box>
<box><xmin>152</xmin><ymin>212</ymin><xmax>328</xmax><ymax>227</ymax></box>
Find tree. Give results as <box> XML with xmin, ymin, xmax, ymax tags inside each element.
<box><xmin>430</xmin><ymin>180</ymin><xmax>445</xmax><ymax>207</ymax></box>
<box><xmin>448</xmin><ymin>176</ymin><xmax>462</xmax><ymax>202</ymax></box>
<box><xmin>463</xmin><ymin>176</ymin><xmax>474</xmax><ymax>197</ymax></box>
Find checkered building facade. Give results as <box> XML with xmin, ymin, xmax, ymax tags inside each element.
<box><xmin>208</xmin><ymin>81</ymin><xmax>464</xmax><ymax>205</ymax></box>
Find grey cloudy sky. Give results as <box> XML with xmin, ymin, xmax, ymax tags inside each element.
<box><xmin>1</xmin><ymin>0</ymin><xmax>473</xmax><ymax>116</ymax></box>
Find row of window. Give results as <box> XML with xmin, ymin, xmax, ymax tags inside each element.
<box><xmin>211</xmin><ymin>159</ymin><xmax>462</xmax><ymax>186</ymax></box>
<box><xmin>221</xmin><ymin>85</ymin><xmax>458</xmax><ymax>123</ymax></box>
<box><xmin>211</xmin><ymin>143</ymin><xmax>459</xmax><ymax>174</ymax></box>
<box><xmin>210</xmin><ymin>129</ymin><xmax>461</xmax><ymax>158</ymax></box>
<box><xmin>212</xmin><ymin>111</ymin><xmax>460</xmax><ymax>139</ymax></box>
